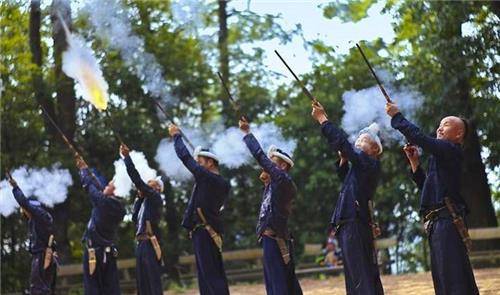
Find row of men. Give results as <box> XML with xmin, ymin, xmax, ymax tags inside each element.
<box><xmin>7</xmin><ymin>100</ymin><xmax>478</xmax><ymax>295</ymax></box>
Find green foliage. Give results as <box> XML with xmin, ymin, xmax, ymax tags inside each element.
<box><xmin>322</xmin><ymin>0</ymin><xmax>377</xmax><ymax>22</ymax></box>
<box><xmin>1</xmin><ymin>0</ymin><xmax>498</xmax><ymax>292</ymax></box>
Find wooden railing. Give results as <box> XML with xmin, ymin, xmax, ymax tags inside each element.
<box><xmin>54</xmin><ymin>227</ymin><xmax>500</xmax><ymax>292</ymax></box>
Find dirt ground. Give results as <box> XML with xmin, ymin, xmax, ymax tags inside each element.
<box><xmin>169</xmin><ymin>267</ymin><xmax>500</xmax><ymax>295</ymax></box>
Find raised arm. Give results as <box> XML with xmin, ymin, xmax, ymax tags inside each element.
<box><xmin>403</xmin><ymin>144</ymin><xmax>426</xmax><ymax>190</ymax></box>
<box><xmin>411</xmin><ymin>165</ymin><xmax>426</xmax><ymax>190</ymax></box>
<box><xmin>123</xmin><ymin>155</ymin><xmax>157</xmax><ymax>195</ymax></box>
<box><xmin>243</xmin><ymin>133</ymin><xmax>286</xmax><ymax>180</ymax></box>
<box><xmin>321</xmin><ymin>121</ymin><xmax>365</xmax><ymax>166</ymax></box>
<box><xmin>390</xmin><ymin>112</ymin><xmax>458</xmax><ymax>158</ymax></box>
<box><xmin>79</xmin><ymin>168</ymin><xmax>106</xmax><ymax>207</ymax></box>
<box><xmin>336</xmin><ymin>158</ymin><xmax>349</xmax><ymax>181</ymax></box>
<box><xmin>12</xmin><ymin>187</ymin><xmax>51</xmax><ymax>224</ymax></box>
<box><xmin>173</xmin><ymin>134</ymin><xmax>209</xmax><ymax>179</ymax></box>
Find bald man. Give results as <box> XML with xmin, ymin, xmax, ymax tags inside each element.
<box><xmin>386</xmin><ymin>103</ymin><xmax>478</xmax><ymax>295</ymax></box>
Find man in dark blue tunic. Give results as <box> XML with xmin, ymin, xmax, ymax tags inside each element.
<box><xmin>76</xmin><ymin>155</ymin><xmax>126</xmax><ymax>295</ymax></box>
<box><xmin>168</xmin><ymin>123</ymin><xmax>230</xmax><ymax>295</ymax></box>
<box><xmin>7</xmin><ymin>175</ymin><xmax>57</xmax><ymax>295</ymax></box>
<box><xmin>239</xmin><ymin>118</ymin><xmax>303</xmax><ymax>295</ymax></box>
<box><xmin>120</xmin><ymin>144</ymin><xmax>164</xmax><ymax>295</ymax></box>
<box><xmin>386</xmin><ymin>102</ymin><xmax>478</xmax><ymax>295</ymax></box>
<box><xmin>311</xmin><ymin>101</ymin><xmax>384</xmax><ymax>295</ymax></box>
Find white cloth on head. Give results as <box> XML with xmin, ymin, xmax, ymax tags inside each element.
<box><xmin>267</xmin><ymin>145</ymin><xmax>294</xmax><ymax>167</ymax></box>
<box><xmin>359</xmin><ymin>122</ymin><xmax>383</xmax><ymax>155</ymax></box>
<box><xmin>193</xmin><ymin>146</ymin><xmax>219</xmax><ymax>162</ymax></box>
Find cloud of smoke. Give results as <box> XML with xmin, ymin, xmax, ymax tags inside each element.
<box><xmin>341</xmin><ymin>70</ymin><xmax>423</xmax><ymax>143</ymax></box>
<box><xmin>154</xmin><ymin>122</ymin><xmax>296</xmax><ymax>181</ymax></box>
<box><xmin>83</xmin><ymin>0</ymin><xmax>176</xmax><ymax>106</ymax></box>
<box><xmin>0</xmin><ymin>165</ymin><xmax>73</xmax><ymax>217</ymax></box>
<box><xmin>113</xmin><ymin>150</ymin><xmax>158</xmax><ymax>197</ymax></box>
<box><xmin>212</xmin><ymin>122</ymin><xmax>297</xmax><ymax>169</ymax></box>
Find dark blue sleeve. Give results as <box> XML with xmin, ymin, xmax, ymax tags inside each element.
<box><xmin>12</xmin><ymin>187</ymin><xmax>51</xmax><ymax>224</ymax></box>
<box><xmin>321</xmin><ymin>121</ymin><xmax>367</xmax><ymax>167</ymax></box>
<box><xmin>411</xmin><ymin>165</ymin><xmax>426</xmax><ymax>190</ymax></box>
<box><xmin>173</xmin><ymin>134</ymin><xmax>210</xmax><ymax>180</ymax></box>
<box><xmin>391</xmin><ymin>113</ymin><xmax>459</xmax><ymax>158</ymax></box>
<box><xmin>243</xmin><ymin>133</ymin><xmax>286</xmax><ymax>180</ymax></box>
<box><xmin>124</xmin><ymin>155</ymin><xmax>157</xmax><ymax>196</ymax></box>
<box><xmin>79</xmin><ymin>168</ymin><xmax>105</xmax><ymax>207</ymax></box>
<box><xmin>336</xmin><ymin>160</ymin><xmax>349</xmax><ymax>181</ymax></box>
<box><xmin>132</xmin><ymin>197</ymin><xmax>144</xmax><ymax>223</ymax></box>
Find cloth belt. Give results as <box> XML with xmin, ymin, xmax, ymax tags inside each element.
<box><xmin>261</xmin><ymin>228</ymin><xmax>291</xmax><ymax>265</ymax></box>
<box><xmin>85</xmin><ymin>239</ymin><xmax>118</xmax><ymax>275</ymax></box>
<box><xmin>190</xmin><ymin>208</ymin><xmax>223</xmax><ymax>253</ymax></box>
<box><xmin>423</xmin><ymin>206</ymin><xmax>449</xmax><ymax>223</ymax></box>
<box><xmin>135</xmin><ymin>221</ymin><xmax>162</xmax><ymax>261</ymax></box>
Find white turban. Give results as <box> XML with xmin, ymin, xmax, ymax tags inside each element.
<box><xmin>267</xmin><ymin>145</ymin><xmax>294</xmax><ymax>168</ymax></box>
<box><xmin>359</xmin><ymin>123</ymin><xmax>383</xmax><ymax>155</ymax></box>
<box><xmin>193</xmin><ymin>146</ymin><xmax>219</xmax><ymax>163</ymax></box>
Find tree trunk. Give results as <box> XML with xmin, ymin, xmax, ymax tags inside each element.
<box><xmin>50</xmin><ymin>0</ymin><xmax>77</xmax><ymax>263</ymax></box>
<box><xmin>29</xmin><ymin>0</ymin><xmax>56</xmax><ymax>137</ymax></box>
<box><xmin>436</xmin><ymin>2</ymin><xmax>498</xmax><ymax>249</ymax></box>
<box><xmin>218</xmin><ymin>0</ymin><xmax>231</xmax><ymax>118</ymax></box>
<box><xmin>51</xmin><ymin>0</ymin><xmax>76</xmax><ymax>138</ymax></box>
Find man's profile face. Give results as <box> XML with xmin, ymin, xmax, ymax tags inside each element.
<box><xmin>270</xmin><ymin>156</ymin><xmax>290</xmax><ymax>171</ymax></box>
<box><xmin>436</xmin><ymin>116</ymin><xmax>464</xmax><ymax>144</ymax></box>
<box><xmin>196</xmin><ymin>156</ymin><xmax>214</xmax><ymax>170</ymax></box>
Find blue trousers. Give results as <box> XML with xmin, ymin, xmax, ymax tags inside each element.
<box><xmin>337</xmin><ymin>221</ymin><xmax>384</xmax><ymax>295</ymax></box>
<box><xmin>262</xmin><ymin>236</ymin><xmax>303</xmax><ymax>295</ymax></box>
<box><xmin>29</xmin><ymin>252</ymin><xmax>57</xmax><ymax>295</ymax></box>
<box><xmin>136</xmin><ymin>240</ymin><xmax>163</xmax><ymax>295</ymax></box>
<box><xmin>83</xmin><ymin>246</ymin><xmax>121</xmax><ymax>295</ymax></box>
<box><xmin>428</xmin><ymin>218</ymin><xmax>478</xmax><ymax>295</ymax></box>
<box><xmin>192</xmin><ymin>228</ymin><xmax>229</xmax><ymax>295</ymax></box>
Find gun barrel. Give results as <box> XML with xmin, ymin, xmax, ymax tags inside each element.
<box><xmin>355</xmin><ymin>43</ymin><xmax>392</xmax><ymax>103</ymax></box>
<box><xmin>37</xmin><ymin>104</ymin><xmax>104</xmax><ymax>189</ymax></box>
<box><xmin>149</xmin><ymin>98</ymin><xmax>195</xmax><ymax>150</ymax></box>
<box><xmin>104</xmin><ymin>110</ymin><xmax>124</xmax><ymax>145</ymax></box>
<box><xmin>216</xmin><ymin>72</ymin><xmax>248</xmax><ymax>121</ymax></box>
<box><xmin>274</xmin><ymin>50</ymin><xmax>317</xmax><ymax>102</ymax></box>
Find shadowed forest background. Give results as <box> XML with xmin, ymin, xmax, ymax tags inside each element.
<box><xmin>1</xmin><ymin>0</ymin><xmax>499</xmax><ymax>292</ymax></box>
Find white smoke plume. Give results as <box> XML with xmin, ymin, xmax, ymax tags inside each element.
<box><xmin>0</xmin><ymin>165</ymin><xmax>73</xmax><ymax>217</ymax></box>
<box><xmin>341</xmin><ymin>70</ymin><xmax>423</xmax><ymax>143</ymax></box>
<box><xmin>155</xmin><ymin>127</ymin><xmax>209</xmax><ymax>182</ymax></box>
<box><xmin>82</xmin><ymin>0</ymin><xmax>176</xmax><ymax>106</ymax></box>
<box><xmin>213</xmin><ymin>122</ymin><xmax>297</xmax><ymax>169</ymax></box>
<box><xmin>155</xmin><ymin>122</ymin><xmax>295</xmax><ymax>180</ymax></box>
<box><xmin>59</xmin><ymin>17</ymin><xmax>110</xmax><ymax>111</ymax></box>
<box><xmin>113</xmin><ymin>151</ymin><xmax>158</xmax><ymax>197</ymax></box>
